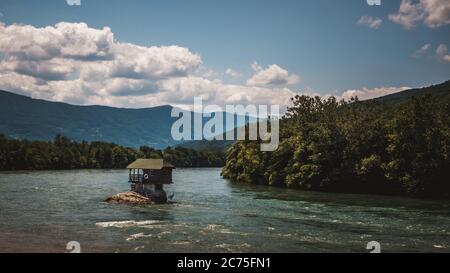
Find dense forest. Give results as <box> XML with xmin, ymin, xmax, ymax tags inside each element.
<box><xmin>0</xmin><ymin>134</ymin><xmax>226</xmax><ymax>170</ymax></box>
<box><xmin>221</xmin><ymin>94</ymin><xmax>450</xmax><ymax>199</ymax></box>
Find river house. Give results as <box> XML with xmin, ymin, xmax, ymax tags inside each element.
<box><xmin>127</xmin><ymin>159</ymin><xmax>175</xmax><ymax>203</ymax></box>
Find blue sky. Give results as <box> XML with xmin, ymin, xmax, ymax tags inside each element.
<box><xmin>0</xmin><ymin>0</ymin><xmax>449</xmax><ymax>108</ymax></box>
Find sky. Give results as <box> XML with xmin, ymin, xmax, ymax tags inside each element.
<box><xmin>0</xmin><ymin>0</ymin><xmax>449</xmax><ymax>110</ymax></box>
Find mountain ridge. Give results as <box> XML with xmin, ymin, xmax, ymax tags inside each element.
<box><xmin>1</xmin><ymin>80</ymin><xmax>449</xmax><ymax>149</ymax></box>
<box><xmin>0</xmin><ymin>90</ymin><xmax>248</xmax><ymax>149</ymax></box>
<box><xmin>0</xmin><ymin>90</ymin><xmax>179</xmax><ymax>148</ymax></box>
<box><xmin>374</xmin><ymin>80</ymin><xmax>450</xmax><ymax>103</ymax></box>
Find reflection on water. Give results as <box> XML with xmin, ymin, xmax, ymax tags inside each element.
<box><xmin>0</xmin><ymin>168</ymin><xmax>449</xmax><ymax>253</ymax></box>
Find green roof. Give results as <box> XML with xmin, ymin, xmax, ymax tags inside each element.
<box><xmin>126</xmin><ymin>159</ymin><xmax>175</xmax><ymax>170</ymax></box>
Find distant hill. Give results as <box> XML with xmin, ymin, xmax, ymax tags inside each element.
<box><xmin>0</xmin><ymin>91</ymin><xmax>179</xmax><ymax>148</ymax></box>
<box><xmin>374</xmin><ymin>80</ymin><xmax>450</xmax><ymax>104</ymax></box>
<box><xmin>1</xmin><ymin>80</ymin><xmax>448</xmax><ymax>150</ymax></box>
<box><xmin>0</xmin><ymin>91</ymin><xmax>246</xmax><ymax>149</ymax></box>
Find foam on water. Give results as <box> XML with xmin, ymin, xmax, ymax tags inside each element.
<box><xmin>96</xmin><ymin>220</ymin><xmax>161</xmax><ymax>228</ymax></box>
<box><xmin>215</xmin><ymin>243</ymin><xmax>252</xmax><ymax>252</ymax></box>
<box><xmin>126</xmin><ymin>233</ymin><xmax>154</xmax><ymax>241</ymax></box>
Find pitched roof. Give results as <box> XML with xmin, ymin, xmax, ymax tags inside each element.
<box><xmin>126</xmin><ymin>159</ymin><xmax>175</xmax><ymax>170</ymax></box>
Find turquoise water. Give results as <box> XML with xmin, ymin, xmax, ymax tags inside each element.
<box><xmin>0</xmin><ymin>168</ymin><xmax>449</xmax><ymax>253</ymax></box>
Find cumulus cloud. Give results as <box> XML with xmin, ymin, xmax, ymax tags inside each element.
<box><xmin>389</xmin><ymin>0</ymin><xmax>450</xmax><ymax>29</ymax></box>
<box><xmin>247</xmin><ymin>64</ymin><xmax>300</xmax><ymax>87</ymax></box>
<box><xmin>357</xmin><ymin>16</ymin><xmax>383</xmax><ymax>29</ymax></box>
<box><xmin>340</xmin><ymin>86</ymin><xmax>410</xmax><ymax>101</ymax></box>
<box><xmin>436</xmin><ymin>44</ymin><xmax>450</xmax><ymax>62</ymax></box>
<box><xmin>0</xmin><ymin>22</ymin><xmax>202</xmax><ymax>82</ymax></box>
<box><xmin>0</xmin><ymin>21</ymin><xmax>299</xmax><ymax>110</ymax></box>
<box><xmin>0</xmin><ymin>22</ymin><xmax>115</xmax><ymax>61</ymax></box>
<box><xmin>159</xmin><ymin>76</ymin><xmax>295</xmax><ymax>109</ymax></box>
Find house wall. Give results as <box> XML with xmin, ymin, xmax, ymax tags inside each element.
<box><xmin>143</xmin><ymin>168</ymin><xmax>173</xmax><ymax>184</ymax></box>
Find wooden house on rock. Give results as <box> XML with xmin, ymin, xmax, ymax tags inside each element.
<box><xmin>127</xmin><ymin>159</ymin><xmax>175</xmax><ymax>203</ymax></box>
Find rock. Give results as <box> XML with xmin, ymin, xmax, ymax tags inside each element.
<box><xmin>105</xmin><ymin>191</ymin><xmax>156</xmax><ymax>205</ymax></box>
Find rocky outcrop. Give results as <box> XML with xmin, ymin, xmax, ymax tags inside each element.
<box><xmin>105</xmin><ymin>191</ymin><xmax>156</xmax><ymax>205</ymax></box>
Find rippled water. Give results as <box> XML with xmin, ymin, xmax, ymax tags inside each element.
<box><xmin>0</xmin><ymin>168</ymin><xmax>449</xmax><ymax>253</ymax></box>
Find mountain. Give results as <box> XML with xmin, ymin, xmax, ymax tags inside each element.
<box><xmin>375</xmin><ymin>80</ymin><xmax>450</xmax><ymax>104</ymax></box>
<box><xmin>0</xmin><ymin>91</ymin><xmax>246</xmax><ymax>149</ymax></box>
<box><xmin>1</xmin><ymin>80</ymin><xmax>448</xmax><ymax>150</ymax></box>
<box><xmin>0</xmin><ymin>91</ymin><xmax>179</xmax><ymax>148</ymax></box>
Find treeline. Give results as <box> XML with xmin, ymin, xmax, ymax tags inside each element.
<box><xmin>0</xmin><ymin>135</ymin><xmax>226</xmax><ymax>171</ymax></box>
<box><xmin>221</xmin><ymin>95</ymin><xmax>450</xmax><ymax>198</ymax></box>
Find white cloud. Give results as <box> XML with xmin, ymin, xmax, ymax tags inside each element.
<box><xmin>0</xmin><ymin>22</ymin><xmax>115</xmax><ymax>61</ymax></box>
<box><xmin>251</xmin><ymin>61</ymin><xmax>263</xmax><ymax>72</ymax></box>
<box><xmin>340</xmin><ymin>86</ymin><xmax>410</xmax><ymax>101</ymax></box>
<box><xmin>247</xmin><ymin>64</ymin><xmax>300</xmax><ymax>87</ymax></box>
<box><xmin>357</xmin><ymin>16</ymin><xmax>383</xmax><ymax>29</ymax></box>
<box><xmin>225</xmin><ymin>68</ymin><xmax>241</xmax><ymax>78</ymax></box>
<box><xmin>110</xmin><ymin>43</ymin><xmax>202</xmax><ymax>80</ymax></box>
<box><xmin>422</xmin><ymin>0</ymin><xmax>450</xmax><ymax>27</ymax></box>
<box><xmin>389</xmin><ymin>0</ymin><xmax>424</xmax><ymax>29</ymax></box>
<box><xmin>0</xmin><ymin>22</ymin><xmax>203</xmax><ymax>88</ymax></box>
<box><xmin>0</xmin><ymin>21</ymin><xmax>423</xmax><ymax>113</ymax></box>
<box><xmin>389</xmin><ymin>0</ymin><xmax>450</xmax><ymax>29</ymax></box>
<box><xmin>0</xmin><ymin>21</ymin><xmax>415</xmax><ymax>113</ymax></box>
<box><xmin>413</xmin><ymin>43</ymin><xmax>431</xmax><ymax>57</ymax></box>
<box><xmin>0</xmin><ymin>21</ymin><xmax>300</xmax><ymax>111</ymax></box>
<box><xmin>436</xmin><ymin>44</ymin><xmax>450</xmax><ymax>62</ymax></box>
<box><xmin>159</xmin><ymin>76</ymin><xmax>296</xmax><ymax>109</ymax></box>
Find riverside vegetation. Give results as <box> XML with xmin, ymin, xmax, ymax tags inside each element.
<box><xmin>0</xmin><ymin>134</ymin><xmax>226</xmax><ymax>170</ymax></box>
<box><xmin>221</xmin><ymin>93</ymin><xmax>450</xmax><ymax>199</ymax></box>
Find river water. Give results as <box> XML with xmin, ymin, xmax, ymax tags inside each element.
<box><xmin>0</xmin><ymin>168</ymin><xmax>449</xmax><ymax>253</ymax></box>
